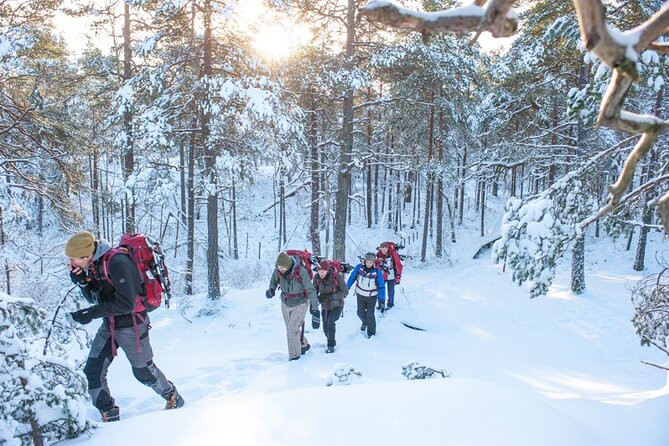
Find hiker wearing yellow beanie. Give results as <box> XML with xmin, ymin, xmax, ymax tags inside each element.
<box><xmin>64</xmin><ymin>231</ymin><xmax>184</xmax><ymax>422</ymax></box>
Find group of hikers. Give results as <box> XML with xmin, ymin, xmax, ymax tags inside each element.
<box><xmin>266</xmin><ymin>242</ymin><xmax>404</xmax><ymax>360</ymax></box>
<box><xmin>64</xmin><ymin>231</ymin><xmax>403</xmax><ymax>422</ymax></box>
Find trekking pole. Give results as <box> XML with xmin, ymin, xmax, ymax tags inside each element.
<box><xmin>43</xmin><ymin>285</ymin><xmax>78</xmax><ymax>356</ymax></box>
<box><xmin>400</xmin><ymin>286</ymin><xmax>413</xmax><ymax>307</ymax></box>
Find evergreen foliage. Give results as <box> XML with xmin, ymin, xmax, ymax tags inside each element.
<box><xmin>0</xmin><ymin>293</ymin><xmax>92</xmax><ymax>446</ymax></box>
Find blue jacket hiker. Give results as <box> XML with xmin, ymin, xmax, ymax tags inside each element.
<box><xmin>347</xmin><ymin>252</ymin><xmax>386</xmax><ymax>338</ymax></box>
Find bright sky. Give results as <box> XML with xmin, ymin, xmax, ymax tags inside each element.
<box><xmin>54</xmin><ymin>0</ymin><xmax>311</xmax><ymax>60</ymax></box>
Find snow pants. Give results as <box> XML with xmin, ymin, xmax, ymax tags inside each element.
<box><xmin>357</xmin><ymin>294</ymin><xmax>377</xmax><ymax>336</ymax></box>
<box><xmin>281</xmin><ymin>300</ymin><xmax>309</xmax><ymax>359</ymax></box>
<box><xmin>321</xmin><ymin>306</ymin><xmax>342</xmax><ymax>348</ymax></box>
<box><xmin>83</xmin><ymin>317</ymin><xmax>174</xmax><ymax>412</ymax></box>
<box><xmin>386</xmin><ymin>279</ymin><xmax>396</xmax><ymax>307</ymax></box>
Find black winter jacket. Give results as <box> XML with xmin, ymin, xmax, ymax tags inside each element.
<box><xmin>81</xmin><ymin>240</ymin><xmax>145</xmax><ymax>328</ymax></box>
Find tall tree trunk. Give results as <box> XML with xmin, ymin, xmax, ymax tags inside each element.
<box><xmin>179</xmin><ymin>137</ymin><xmax>187</xmax><ymax>227</ymax></box>
<box><xmin>90</xmin><ymin>133</ymin><xmax>100</xmax><ymax>234</ymax></box>
<box><xmin>479</xmin><ymin>179</ymin><xmax>486</xmax><ymax>237</ymax></box>
<box><xmin>420</xmin><ymin>98</ymin><xmax>435</xmax><ymax>262</ymax></box>
<box><xmin>333</xmin><ymin>0</ymin><xmax>356</xmax><ymax>260</ymax></box>
<box><xmin>0</xmin><ymin>206</ymin><xmax>8</xmax><ymax>294</ymax></box>
<box><xmin>366</xmin><ymin>87</ymin><xmax>373</xmax><ymax>228</ymax></box>
<box><xmin>633</xmin><ymin>86</ymin><xmax>663</xmax><ymax>271</ymax></box>
<box><xmin>308</xmin><ymin>94</ymin><xmax>321</xmax><ymax>255</ymax></box>
<box><xmin>633</xmin><ymin>199</ymin><xmax>652</xmax><ymax>271</ymax></box>
<box><xmin>548</xmin><ymin>100</ymin><xmax>558</xmax><ymax>185</ymax></box>
<box><xmin>232</xmin><ymin>177</ymin><xmax>238</xmax><ymax>260</ymax></box>
<box><xmin>122</xmin><ymin>2</ymin><xmax>135</xmax><ymax>234</ymax></box>
<box><xmin>185</xmin><ymin>117</ymin><xmax>196</xmax><ymax>295</ymax></box>
<box><xmin>394</xmin><ymin>177</ymin><xmax>401</xmax><ymax>232</ymax></box>
<box><xmin>374</xmin><ymin>163</ymin><xmax>379</xmax><ymax>225</ymax></box>
<box><xmin>571</xmin><ymin>234</ymin><xmax>586</xmax><ymax>294</ymax></box>
<box><xmin>278</xmin><ymin>174</ymin><xmax>283</xmax><ymax>251</ymax></box>
<box><xmin>458</xmin><ymin>146</ymin><xmax>467</xmax><ymax>225</ymax></box>
<box><xmin>435</xmin><ymin>110</ymin><xmax>444</xmax><ymax>257</ymax></box>
<box><xmin>202</xmin><ymin>0</ymin><xmax>220</xmax><ymax>299</ymax></box>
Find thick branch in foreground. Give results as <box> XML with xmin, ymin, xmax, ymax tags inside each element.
<box><xmin>359</xmin><ymin>0</ymin><xmax>518</xmax><ymax>38</ymax></box>
<box><xmin>658</xmin><ymin>193</ymin><xmax>669</xmax><ymax>233</ymax></box>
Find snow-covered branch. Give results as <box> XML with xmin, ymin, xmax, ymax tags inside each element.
<box><xmin>359</xmin><ymin>1</ymin><xmax>518</xmax><ymax>39</ymax></box>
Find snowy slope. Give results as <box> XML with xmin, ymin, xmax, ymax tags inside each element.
<box><xmin>62</xmin><ymin>233</ymin><xmax>669</xmax><ymax>446</ymax></box>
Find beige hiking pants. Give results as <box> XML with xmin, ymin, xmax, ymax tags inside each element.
<box><xmin>281</xmin><ymin>300</ymin><xmax>309</xmax><ymax>359</ymax></box>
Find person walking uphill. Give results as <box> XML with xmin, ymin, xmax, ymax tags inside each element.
<box><xmin>266</xmin><ymin>252</ymin><xmax>319</xmax><ymax>361</ymax></box>
<box><xmin>376</xmin><ymin>241</ymin><xmax>403</xmax><ymax>309</ymax></box>
<box><xmin>65</xmin><ymin>231</ymin><xmax>184</xmax><ymax>422</ymax></box>
<box><xmin>313</xmin><ymin>260</ymin><xmax>348</xmax><ymax>353</ymax></box>
<box><xmin>347</xmin><ymin>252</ymin><xmax>386</xmax><ymax>338</ymax></box>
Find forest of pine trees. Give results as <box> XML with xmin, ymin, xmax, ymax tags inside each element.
<box><xmin>2</xmin><ymin>1</ymin><xmax>669</xmax><ymax>443</ymax></box>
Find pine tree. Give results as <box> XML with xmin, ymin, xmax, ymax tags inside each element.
<box><xmin>0</xmin><ymin>293</ymin><xmax>92</xmax><ymax>445</ymax></box>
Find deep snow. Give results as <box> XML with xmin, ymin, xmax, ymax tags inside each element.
<box><xmin>62</xmin><ymin>231</ymin><xmax>669</xmax><ymax>446</ymax></box>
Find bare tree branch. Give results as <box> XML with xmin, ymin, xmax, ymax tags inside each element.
<box><xmin>359</xmin><ymin>0</ymin><xmax>518</xmax><ymax>38</ymax></box>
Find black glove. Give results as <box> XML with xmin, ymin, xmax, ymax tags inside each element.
<box><xmin>70</xmin><ymin>308</ymin><xmax>95</xmax><ymax>325</ymax></box>
<box><xmin>395</xmin><ymin>275</ymin><xmax>401</xmax><ymax>285</ymax></box>
<box><xmin>70</xmin><ymin>269</ymin><xmax>88</xmax><ymax>287</ymax></box>
<box><xmin>310</xmin><ymin>308</ymin><xmax>321</xmax><ymax>329</ymax></box>
<box><xmin>265</xmin><ymin>289</ymin><xmax>275</xmax><ymax>299</ymax></box>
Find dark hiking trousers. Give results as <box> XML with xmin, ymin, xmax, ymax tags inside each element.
<box><xmin>357</xmin><ymin>294</ymin><xmax>376</xmax><ymax>336</ymax></box>
<box><xmin>83</xmin><ymin>317</ymin><xmax>173</xmax><ymax>412</ymax></box>
<box><xmin>321</xmin><ymin>306</ymin><xmax>342</xmax><ymax>347</ymax></box>
<box><xmin>386</xmin><ymin>279</ymin><xmax>396</xmax><ymax>307</ymax></box>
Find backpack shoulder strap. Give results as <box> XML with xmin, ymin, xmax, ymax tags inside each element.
<box><xmin>100</xmin><ymin>247</ymin><xmax>129</xmax><ymax>284</ymax></box>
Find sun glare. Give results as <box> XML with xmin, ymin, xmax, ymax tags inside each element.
<box><xmin>253</xmin><ymin>24</ymin><xmax>294</xmax><ymax>59</ymax></box>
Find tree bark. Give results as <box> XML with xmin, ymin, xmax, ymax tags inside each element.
<box><xmin>202</xmin><ymin>0</ymin><xmax>220</xmax><ymax>299</ymax></box>
<box><xmin>122</xmin><ymin>2</ymin><xmax>135</xmax><ymax>234</ymax></box>
<box><xmin>308</xmin><ymin>93</ymin><xmax>321</xmax><ymax>255</ymax></box>
<box><xmin>333</xmin><ymin>0</ymin><xmax>356</xmax><ymax>261</ymax></box>
<box><xmin>421</xmin><ymin>98</ymin><xmax>435</xmax><ymax>262</ymax></box>
<box><xmin>435</xmin><ymin>110</ymin><xmax>444</xmax><ymax>257</ymax></box>
<box><xmin>571</xmin><ymin>234</ymin><xmax>586</xmax><ymax>294</ymax></box>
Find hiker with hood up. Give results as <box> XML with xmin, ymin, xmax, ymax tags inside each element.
<box><xmin>312</xmin><ymin>260</ymin><xmax>348</xmax><ymax>353</ymax></box>
<box><xmin>266</xmin><ymin>251</ymin><xmax>319</xmax><ymax>360</ymax></box>
<box><xmin>65</xmin><ymin>231</ymin><xmax>183</xmax><ymax>422</ymax></box>
<box><xmin>347</xmin><ymin>252</ymin><xmax>386</xmax><ymax>338</ymax></box>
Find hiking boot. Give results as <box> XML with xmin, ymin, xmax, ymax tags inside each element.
<box><xmin>326</xmin><ymin>346</ymin><xmax>335</xmax><ymax>353</ymax></box>
<box><xmin>301</xmin><ymin>343</ymin><xmax>311</xmax><ymax>355</ymax></box>
<box><xmin>164</xmin><ymin>382</ymin><xmax>185</xmax><ymax>410</ymax></box>
<box><xmin>360</xmin><ymin>322</ymin><xmax>366</xmax><ymax>331</ymax></box>
<box><xmin>100</xmin><ymin>405</ymin><xmax>120</xmax><ymax>422</ymax></box>
<box><xmin>289</xmin><ymin>356</ymin><xmax>300</xmax><ymax>361</ymax></box>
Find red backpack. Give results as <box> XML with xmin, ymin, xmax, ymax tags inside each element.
<box><xmin>285</xmin><ymin>249</ymin><xmax>316</xmax><ymax>280</ymax></box>
<box><xmin>100</xmin><ymin>233</ymin><xmax>172</xmax><ymax>313</ymax></box>
<box><xmin>322</xmin><ymin>259</ymin><xmax>353</xmax><ymax>275</ymax></box>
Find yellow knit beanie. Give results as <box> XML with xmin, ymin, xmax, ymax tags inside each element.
<box><xmin>65</xmin><ymin>231</ymin><xmax>96</xmax><ymax>258</ymax></box>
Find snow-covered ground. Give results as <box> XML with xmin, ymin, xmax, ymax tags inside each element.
<box><xmin>63</xmin><ymin>232</ymin><xmax>669</xmax><ymax>446</ymax></box>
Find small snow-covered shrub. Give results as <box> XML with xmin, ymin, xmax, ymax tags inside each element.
<box><xmin>326</xmin><ymin>363</ymin><xmax>362</xmax><ymax>386</ymax></box>
<box><xmin>401</xmin><ymin>361</ymin><xmax>449</xmax><ymax>380</ymax></box>
<box><xmin>224</xmin><ymin>259</ymin><xmax>271</xmax><ymax>289</ymax></box>
<box><xmin>0</xmin><ymin>292</ymin><xmax>92</xmax><ymax>445</ymax></box>
<box><xmin>631</xmin><ymin>264</ymin><xmax>669</xmax><ymax>358</ymax></box>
